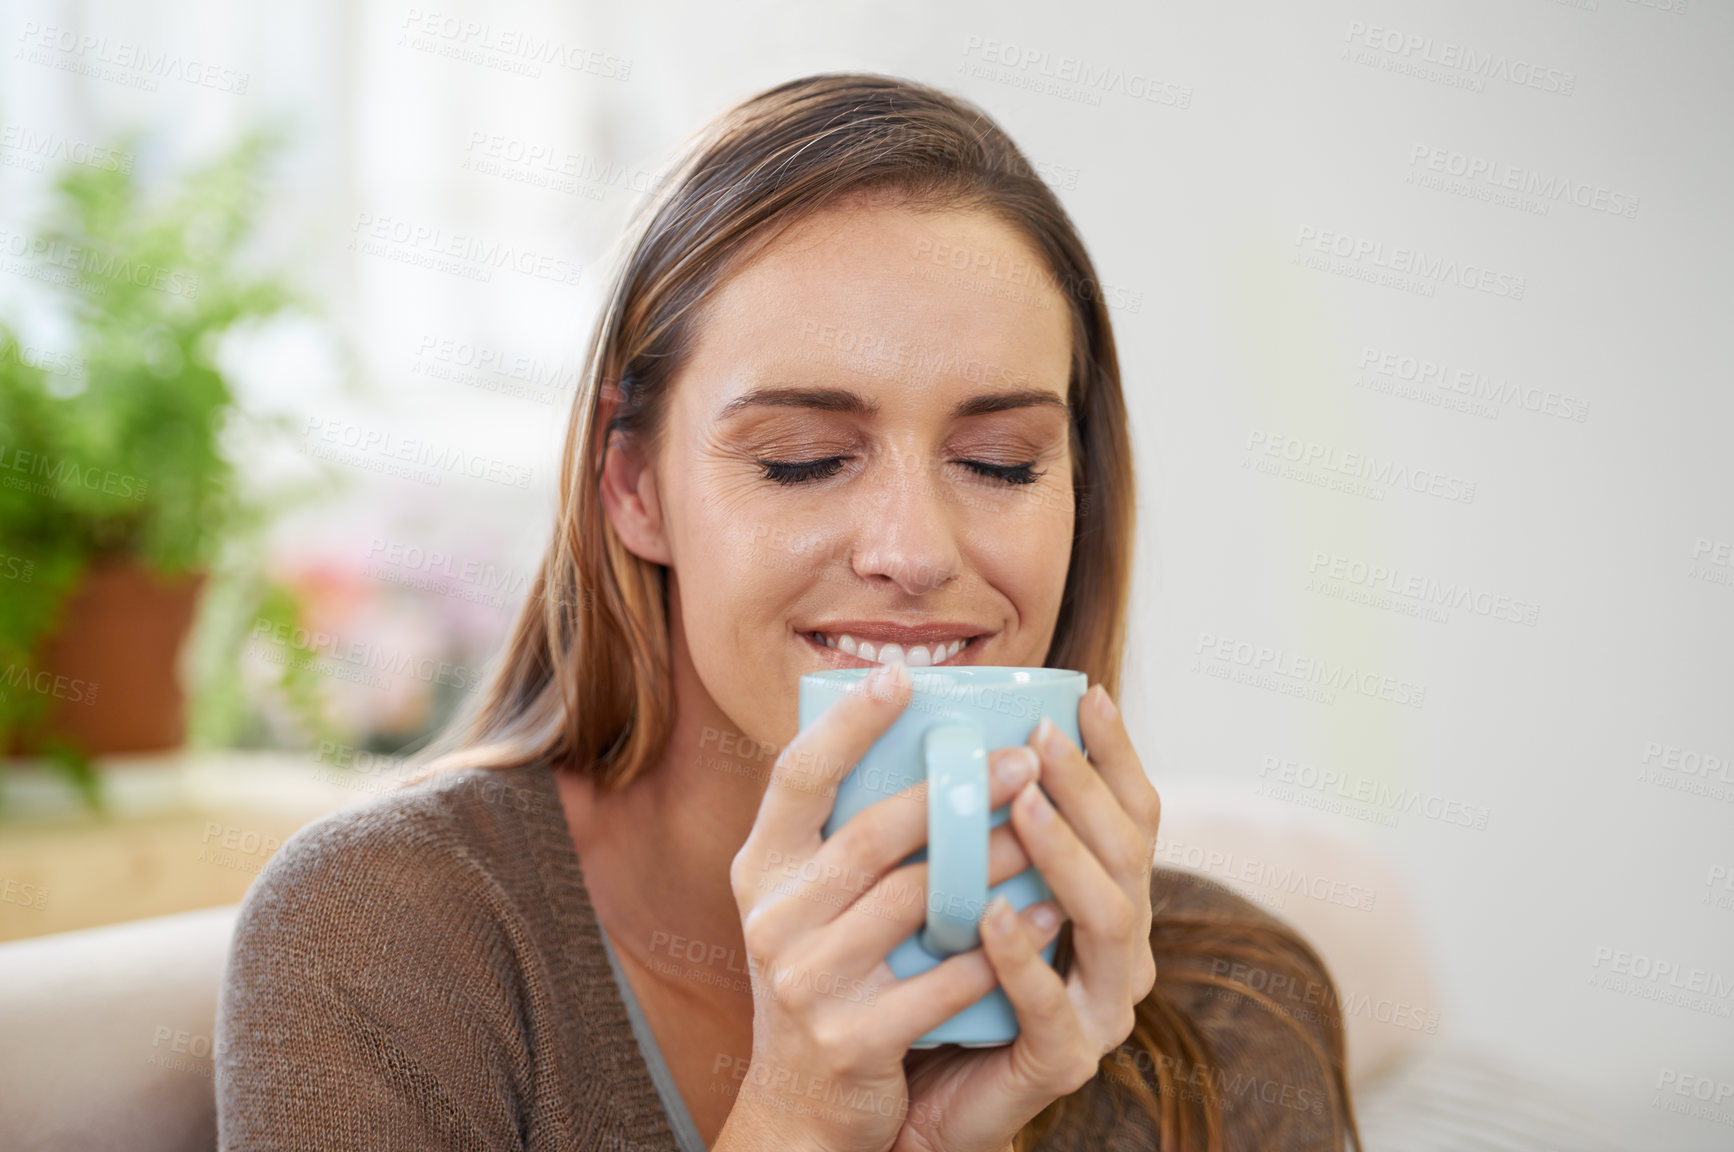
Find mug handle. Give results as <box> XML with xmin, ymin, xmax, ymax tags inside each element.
<box><xmin>920</xmin><ymin>722</ymin><xmax>989</xmax><ymax>957</ymax></box>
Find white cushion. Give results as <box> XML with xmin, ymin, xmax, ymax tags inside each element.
<box><xmin>0</xmin><ymin>904</ymin><xmax>240</xmax><ymax>1152</ymax></box>
<box><xmin>1154</xmin><ymin>775</ymin><xmax>1439</xmax><ymax>1088</ymax></box>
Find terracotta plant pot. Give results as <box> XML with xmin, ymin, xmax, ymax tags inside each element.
<box><xmin>7</xmin><ymin>557</ymin><xmax>207</xmax><ymax>757</ymax></box>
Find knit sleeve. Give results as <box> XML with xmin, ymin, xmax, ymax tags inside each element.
<box><xmin>214</xmin><ymin>798</ymin><xmax>535</xmax><ymax>1152</ymax></box>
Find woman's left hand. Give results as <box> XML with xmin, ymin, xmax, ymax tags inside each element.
<box><xmin>893</xmin><ymin>682</ymin><xmax>1162</xmax><ymax>1152</ymax></box>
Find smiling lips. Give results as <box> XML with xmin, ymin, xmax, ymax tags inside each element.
<box><xmin>812</xmin><ymin>632</ymin><xmax>975</xmax><ymax>666</ymax></box>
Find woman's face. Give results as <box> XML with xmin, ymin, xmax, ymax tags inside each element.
<box><xmin>604</xmin><ymin>197</ymin><xmax>1077</xmax><ymax>750</ymax></box>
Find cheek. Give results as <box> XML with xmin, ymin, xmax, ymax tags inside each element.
<box><xmin>976</xmin><ymin>487</ymin><xmax>1073</xmax><ymax>567</ymax></box>
<box><xmin>679</xmin><ymin>503</ymin><xmax>833</xmax><ymax>661</ymax></box>
<box><xmin>719</xmin><ymin>512</ymin><xmax>841</xmax><ymax>590</ymax></box>
<box><xmin>964</xmin><ymin>496</ymin><xmax>1074</xmax><ymax>621</ymax></box>
<box><xmin>685</xmin><ymin>462</ymin><xmax>851</xmax><ymax>579</ymax></box>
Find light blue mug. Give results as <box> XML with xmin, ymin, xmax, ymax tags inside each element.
<box><xmin>797</xmin><ymin>665</ymin><xmax>1087</xmax><ymax>1047</ymax></box>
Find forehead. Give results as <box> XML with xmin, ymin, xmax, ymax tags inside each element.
<box><xmin>682</xmin><ymin>199</ymin><xmax>1074</xmax><ymax>413</ymax></box>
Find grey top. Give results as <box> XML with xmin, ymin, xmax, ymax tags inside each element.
<box><xmin>599</xmin><ymin>927</ymin><xmax>710</xmax><ymax>1152</ymax></box>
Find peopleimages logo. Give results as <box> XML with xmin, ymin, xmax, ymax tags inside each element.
<box><xmin>363</xmin><ymin>536</ymin><xmax>535</xmax><ymax>608</ymax></box>
<box><xmin>1406</xmin><ymin>144</ymin><xmax>1640</xmax><ymax>219</ymax></box>
<box><xmin>0</xmin><ymin>226</ymin><xmax>200</xmax><ymax>300</ymax></box>
<box><xmin>247</xmin><ymin>619</ymin><xmax>481</xmax><ymax>693</ymax></box>
<box><xmin>0</xmin><ymin>124</ymin><xmax>133</xmax><ymax>173</ymax></box>
<box><xmin>1244</xmin><ymin>428</ymin><xmax>1477</xmax><ymax>505</ymax></box>
<box><xmin>301</xmin><ymin>416</ymin><xmax>534</xmax><ymax>489</ymax></box>
<box><xmin>1637</xmin><ymin>740</ymin><xmax>1733</xmax><ymax>804</ymax></box>
<box><xmin>1589</xmin><ymin>946</ymin><xmax>1734</xmax><ymax>1018</ymax></box>
<box><xmin>411</xmin><ymin>334</ymin><xmax>582</xmax><ymax>395</ymax></box>
<box><xmin>1689</xmin><ymin>538</ymin><xmax>1734</xmax><ymax>589</ymax></box>
<box><xmin>1295</xmin><ymin>226</ymin><xmax>1526</xmax><ymax>300</ymax></box>
<box><xmin>910</xmin><ymin>237</ymin><xmax>1144</xmax><ymax>313</ymax></box>
<box><xmin>1357</xmin><ymin>346</ymin><xmax>1589</xmax><ymax>423</ymax></box>
<box><xmin>1307</xmin><ymin>550</ymin><xmax>1541</xmax><ymax>627</ymax></box>
<box><xmin>0</xmin><ymin>337</ymin><xmax>85</xmax><ymax>381</ymax></box>
<box><xmin>348</xmin><ymin>213</ymin><xmax>583</xmax><ymax>287</ymax></box>
<box><xmin>1342</xmin><ymin>21</ymin><xmax>1576</xmax><ymax>95</ymax></box>
<box><xmin>398</xmin><ymin>9</ymin><xmax>632</xmax><ymax>80</ymax></box>
<box><xmin>460</xmin><ymin>130</ymin><xmax>666</xmax><ymax>202</ymax></box>
<box><xmin>1155</xmin><ymin>839</ymin><xmax>1378</xmax><ymax>912</ymax></box>
<box><xmin>1192</xmin><ymin>632</ymin><xmax>1427</xmax><ymax>709</ymax></box>
<box><xmin>1257</xmin><ymin>755</ymin><xmax>1492</xmax><ymax>830</ymax></box>
<box><xmin>1654</xmin><ymin>1068</ymin><xmax>1733</xmax><ymax>1127</ymax></box>
<box><xmin>959</xmin><ymin>36</ymin><xmax>1193</xmax><ymax>109</ymax></box>
<box><xmin>798</xmin><ymin>319</ymin><xmax>1029</xmax><ymax>388</ymax></box>
<box><xmin>15</xmin><ymin>21</ymin><xmax>251</xmax><ymax>94</ymax></box>
<box><xmin>0</xmin><ymin>444</ymin><xmax>148</xmax><ymax>502</ymax></box>
<box><xmin>0</xmin><ymin>662</ymin><xmax>98</xmax><ymax>705</ymax></box>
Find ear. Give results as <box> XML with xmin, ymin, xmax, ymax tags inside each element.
<box><xmin>599</xmin><ymin>429</ymin><xmax>673</xmax><ymax>566</ymax></box>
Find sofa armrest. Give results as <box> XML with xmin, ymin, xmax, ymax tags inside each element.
<box><xmin>0</xmin><ymin>904</ymin><xmax>240</xmax><ymax>1152</ymax></box>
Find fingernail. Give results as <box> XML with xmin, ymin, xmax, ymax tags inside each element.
<box><xmin>1092</xmin><ymin>684</ymin><xmax>1118</xmax><ymax>721</ymax></box>
<box><xmin>988</xmin><ymin>897</ymin><xmax>1016</xmax><ymax>935</ymax></box>
<box><xmin>1037</xmin><ymin>717</ymin><xmax>1067</xmax><ymax>759</ymax></box>
<box><xmin>873</xmin><ymin>661</ymin><xmax>908</xmax><ymax>695</ymax></box>
<box><xmin>1020</xmin><ymin>782</ymin><xmax>1053</xmax><ymax>824</ymax></box>
<box><xmin>994</xmin><ymin>746</ymin><xmax>1038</xmax><ymax>789</ymax></box>
<box><xmin>1031</xmin><ymin>905</ymin><xmax>1061</xmax><ymax>934</ymax></box>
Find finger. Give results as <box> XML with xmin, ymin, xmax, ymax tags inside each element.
<box><xmin>811</xmin><ymin>818</ymin><xmax>1035</xmax><ymax>968</ymax></box>
<box><xmin>746</xmin><ymin>662</ymin><xmax>910</xmax><ymax>858</ymax></box>
<box><xmin>770</xmin><ymin>744</ymin><xmax>1040</xmax><ymax>921</ymax></box>
<box><xmin>1009</xmin><ymin>780</ymin><xmax>1136</xmax><ymax>995</ymax></box>
<box><xmin>1027</xmin><ymin>713</ymin><xmax>1152</xmax><ymax>897</ymax></box>
<box><xmin>867</xmin><ymin>902</ymin><xmax>1065</xmax><ymax>1053</ymax></box>
<box><xmin>980</xmin><ymin>898</ymin><xmax>1098</xmax><ymax>1086</ymax></box>
<box><xmin>1075</xmin><ymin>684</ymin><xmax>1162</xmax><ymax>857</ymax></box>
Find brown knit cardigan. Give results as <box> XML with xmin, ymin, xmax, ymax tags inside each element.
<box><xmin>214</xmin><ymin>762</ymin><xmax>1345</xmax><ymax>1150</ymax></box>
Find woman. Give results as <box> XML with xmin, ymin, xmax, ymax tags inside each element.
<box><xmin>217</xmin><ymin>73</ymin><xmax>1359</xmax><ymax>1151</ymax></box>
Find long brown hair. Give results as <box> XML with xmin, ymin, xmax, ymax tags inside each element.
<box><xmin>412</xmin><ymin>72</ymin><xmax>1357</xmax><ymax>1150</ymax></box>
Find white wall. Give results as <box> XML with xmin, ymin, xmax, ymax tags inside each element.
<box><xmin>4</xmin><ymin>0</ymin><xmax>1729</xmax><ymax>1144</ymax></box>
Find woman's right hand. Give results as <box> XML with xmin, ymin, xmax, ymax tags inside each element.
<box><xmin>715</xmin><ymin>662</ymin><xmax>1064</xmax><ymax>1152</ymax></box>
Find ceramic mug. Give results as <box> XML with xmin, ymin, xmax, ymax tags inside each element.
<box><xmin>797</xmin><ymin>666</ymin><xmax>1087</xmax><ymax>1047</ymax></box>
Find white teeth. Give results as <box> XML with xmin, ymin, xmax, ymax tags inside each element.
<box><xmin>816</xmin><ymin>633</ymin><xmax>971</xmax><ymax>666</ymax></box>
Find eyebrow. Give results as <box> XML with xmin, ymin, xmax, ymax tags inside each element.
<box><xmin>715</xmin><ymin>386</ymin><xmax>1068</xmax><ymax>422</ymax></box>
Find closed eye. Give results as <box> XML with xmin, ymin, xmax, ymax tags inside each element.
<box><xmin>755</xmin><ymin>457</ymin><xmax>1045</xmax><ymax>486</ymax></box>
<box><xmin>757</xmin><ymin>456</ymin><xmax>849</xmax><ymax>485</ymax></box>
<box><xmin>962</xmin><ymin>460</ymin><xmax>1044</xmax><ymax>486</ymax></box>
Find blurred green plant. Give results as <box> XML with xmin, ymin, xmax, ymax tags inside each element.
<box><xmin>0</xmin><ymin>126</ymin><xmax>342</xmax><ymax>809</ymax></box>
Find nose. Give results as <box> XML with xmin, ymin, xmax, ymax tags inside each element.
<box><xmin>848</xmin><ymin>446</ymin><xmax>963</xmax><ymax>596</ymax></box>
